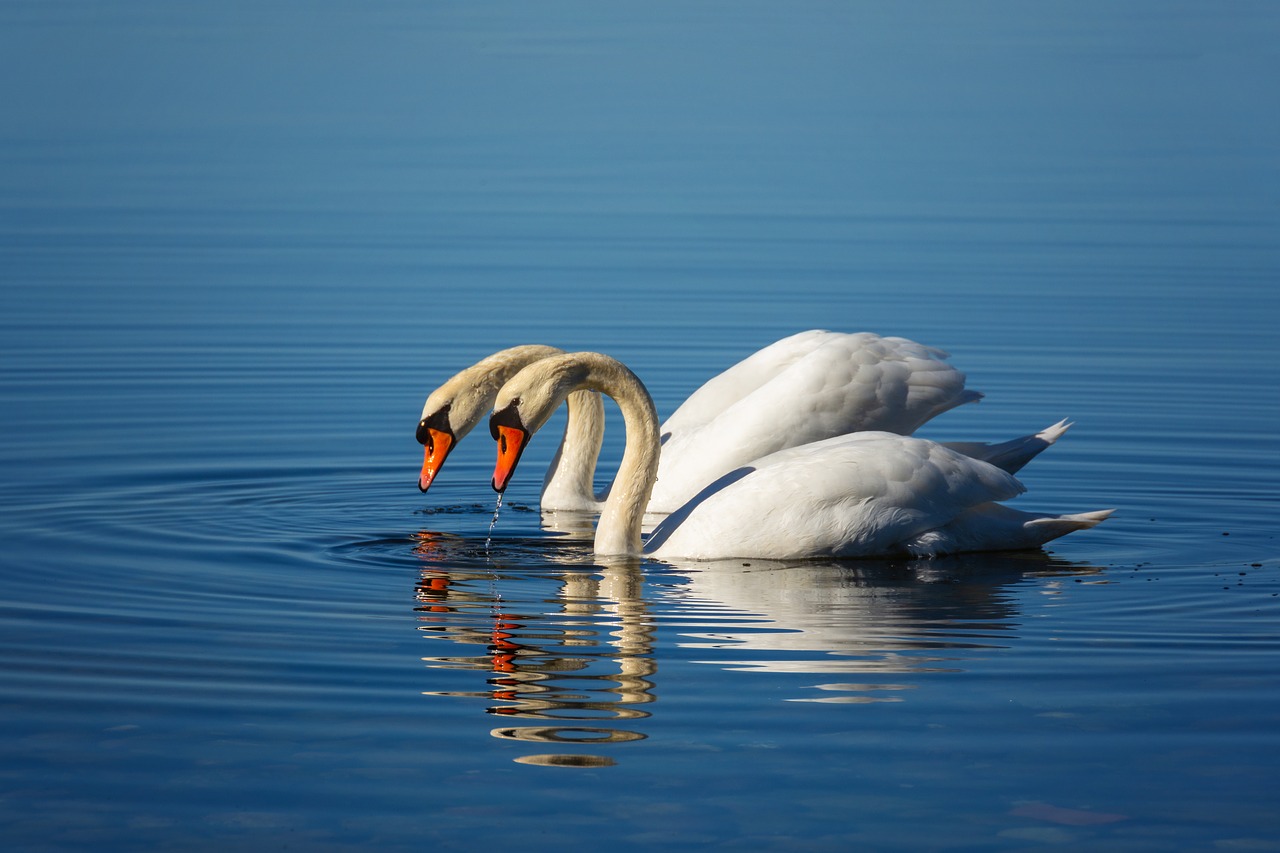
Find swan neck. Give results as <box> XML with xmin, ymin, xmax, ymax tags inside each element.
<box><xmin>588</xmin><ymin>362</ymin><xmax>659</xmax><ymax>557</ymax></box>
<box><xmin>541</xmin><ymin>390</ymin><xmax>605</xmax><ymax>508</ymax></box>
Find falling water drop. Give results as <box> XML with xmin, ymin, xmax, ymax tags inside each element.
<box><xmin>485</xmin><ymin>492</ymin><xmax>503</xmax><ymax>552</ymax></box>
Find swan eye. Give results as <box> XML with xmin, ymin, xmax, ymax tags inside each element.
<box><xmin>418</xmin><ymin>405</ymin><xmax>452</xmax><ymax>447</ymax></box>
<box><xmin>489</xmin><ymin>398</ymin><xmax>524</xmax><ymax>441</ymax></box>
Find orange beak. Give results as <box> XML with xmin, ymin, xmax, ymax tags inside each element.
<box><xmin>491</xmin><ymin>424</ymin><xmax>529</xmax><ymax>493</ymax></box>
<box><xmin>418</xmin><ymin>428</ymin><xmax>455</xmax><ymax>492</ymax></box>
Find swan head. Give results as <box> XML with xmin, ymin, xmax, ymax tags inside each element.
<box><xmin>488</xmin><ymin>354</ymin><xmax>592</xmax><ymax>493</ymax></box>
<box><xmin>418</xmin><ymin>373</ymin><xmax>524</xmax><ymax>492</ymax></box>
<box><xmin>489</xmin><ymin>401</ymin><xmax>530</xmax><ymax>494</ymax></box>
<box><xmin>416</xmin><ymin>399</ymin><xmax>458</xmax><ymax>493</ymax></box>
<box><xmin>418</xmin><ymin>379</ymin><xmax>503</xmax><ymax>492</ymax></box>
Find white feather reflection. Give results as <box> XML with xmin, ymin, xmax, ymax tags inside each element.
<box><xmin>663</xmin><ymin>551</ymin><xmax>1093</xmax><ymax>703</ymax></box>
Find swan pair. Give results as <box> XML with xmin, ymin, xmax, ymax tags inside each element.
<box><xmin>419</xmin><ymin>332</ymin><xmax>1059</xmax><ymax>512</ymax></box>
<box><xmin>417</xmin><ymin>333</ymin><xmax>1111</xmax><ymax>559</ymax></box>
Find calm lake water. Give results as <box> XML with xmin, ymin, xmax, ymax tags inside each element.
<box><xmin>3</xmin><ymin>3</ymin><xmax>1279</xmax><ymax>851</ymax></box>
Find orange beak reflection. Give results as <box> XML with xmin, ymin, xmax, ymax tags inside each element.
<box><xmin>418</xmin><ymin>428</ymin><xmax>455</xmax><ymax>492</ymax></box>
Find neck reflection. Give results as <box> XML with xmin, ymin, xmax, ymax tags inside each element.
<box><xmin>415</xmin><ymin>540</ymin><xmax>655</xmax><ymax>767</ymax></box>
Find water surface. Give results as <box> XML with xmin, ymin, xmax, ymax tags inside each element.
<box><xmin>2</xmin><ymin>2</ymin><xmax>1279</xmax><ymax>851</ymax></box>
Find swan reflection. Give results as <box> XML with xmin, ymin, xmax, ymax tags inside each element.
<box><xmin>411</xmin><ymin>529</ymin><xmax>1101</xmax><ymax>764</ymax></box>
<box><xmin>414</xmin><ymin>545</ymin><xmax>656</xmax><ymax>765</ymax></box>
<box><xmin>666</xmin><ymin>551</ymin><xmax>1095</xmax><ymax>704</ymax></box>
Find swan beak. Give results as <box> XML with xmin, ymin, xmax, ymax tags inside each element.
<box><xmin>418</xmin><ymin>428</ymin><xmax>454</xmax><ymax>492</ymax></box>
<box><xmin>492</xmin><ymin>424</ymin><xmax>529</xmax><ymax>493</ymax></box>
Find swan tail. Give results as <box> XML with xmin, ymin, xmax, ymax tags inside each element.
<box><xmin>941</xmin><ymin>419</ymin><xmax>1072</xmax><ymax>474</ymax></box>
<box><xmin>1036</xmin><ymin>418</ymin><xmax>1074</xmax><ymax>444</ymax></box>
<box><xmin>905</xmin><ymin>504</ymin><xmax>1114</xmax><ymax>557</ymax></box>
<box><xmin>1025</xmin><ymin>507</ymin><xmax>1115</xmax><ymax>537</ymax></box>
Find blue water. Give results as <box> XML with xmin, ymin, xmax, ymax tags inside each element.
<box><xmin>3</xmin><ymin>3</ymin><xmax>1279</xmax><ymax>850</ymax></box>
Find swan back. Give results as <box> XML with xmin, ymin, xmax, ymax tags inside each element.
<box><xmin>650</xmin><ymin>333</ymin><xmax>982</xmax><ymax>512</ymax></box>
<box><xmin>660</xmin><ymin>330</ymin><xmax>844</xmax><ymax>438</ymax></box>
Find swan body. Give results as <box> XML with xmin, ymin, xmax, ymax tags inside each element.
<box><xmin>645</xmin><ymin>433</ymin><xmax>1109</xmax><ymax>560</ymax></box>
<box><xmin>489</xmin><ymin>352</ymin><xmax>1112</xmax><ymax>561</ymax></box>
<box><xmin>420</xmin><ymin>332</ymin><xmax>1003</xmax><ymax>513</ymax></box>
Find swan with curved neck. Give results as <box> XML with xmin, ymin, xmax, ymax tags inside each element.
<box><xmin>489</xmin><ymin>352</ymin><xmax>1112</xmax><ymax>560</ymax></box>
<box><xmin>419</xmin><ymin>332</ymin><xmax>1063</xmax><ymax>514</ymax></box>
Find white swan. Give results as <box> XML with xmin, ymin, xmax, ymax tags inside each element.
<box><xmin>489</xmin><ymin>352</ymin><xmax>1112</xmax><ymax>560</ymax></box>
<box><xmin>418</xmin><ymin>333</ymin><xmax>1061</xmax><ymax>512</ymax></box>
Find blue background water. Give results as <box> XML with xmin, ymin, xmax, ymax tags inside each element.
<box><xmin>2</xmin><ymin>2</ymin><xmax>1278</xmax><ymax>850</ymax></box>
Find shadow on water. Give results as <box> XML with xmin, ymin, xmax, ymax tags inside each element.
<box><xmin>401</xmin><ymin>528</ymin><xmax>1103</xmax><ymax>767</ymax></box>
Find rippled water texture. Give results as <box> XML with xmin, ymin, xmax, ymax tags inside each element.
<box><xmin>2</xmin><ymin>3</ymin><xmax>1279</xmax><ymax>851</ymax></box>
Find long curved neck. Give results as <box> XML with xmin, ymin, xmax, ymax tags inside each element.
<box><xmin>540</xmin><ymin>390</ymin><xmax>605</xmax><ymax>509</ymax></box>
<box><xmin>568</xmin><ymin>356</ymin><xmax>659</xmax><ymax>556</ymax></box>
<box><xmin>501</xmin><ymin>353</ymin><xmax>660</xmax><ymax>555</ymax></box>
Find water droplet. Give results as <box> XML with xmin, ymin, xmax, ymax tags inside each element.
<box><xmin>485</xmin><ymin>492</ymin><xmax>503</xmax><ymax>552</ymax></box>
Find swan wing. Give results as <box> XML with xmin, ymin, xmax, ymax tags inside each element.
<box><xmin>650</xmin><ymin>336</ymin><xmax>980</xmax><ymax>511</ymax></box>
<box><xmin>659</xmin><ymin>330</ymin><xmax>842</xmax><ymax>438</ymax></box>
